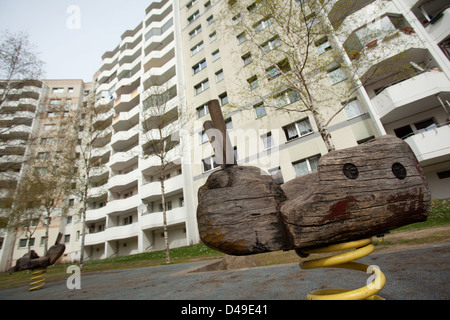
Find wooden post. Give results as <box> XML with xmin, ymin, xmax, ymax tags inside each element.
<box><xmin>207</xmin><ymin>100</ymin><xmax>236</xmax><ymax>168</ymax></box>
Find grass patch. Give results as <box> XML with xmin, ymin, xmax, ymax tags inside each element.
<box><xmin>83</xmin><ymin>243</ymin><xmax>222</xmax><ymax>268</ymax></box>
<box><xmin>394</xmin><ymin>198</ymin><xmax>450</xmax><ymax>231</ymax></box>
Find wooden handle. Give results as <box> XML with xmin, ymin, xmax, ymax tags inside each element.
<box><xmin>205</xmin><ymin>100</ymin><xmax>236</xmax><ymax>168</ymax></box>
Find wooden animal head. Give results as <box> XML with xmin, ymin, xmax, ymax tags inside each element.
<box><xmin>196</xmin><ymin>102</ymin><xmax>430</xmax><ymax>255</ymax></box>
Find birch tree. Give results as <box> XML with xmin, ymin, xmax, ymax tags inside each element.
<box><xmin>221</xmin><ymin>0</ymin><xmax>365</xmax><ymax>152</ymax></box>
<box><xmin>141</xmin><ymin>84</ymin><xmax>182</xmax><ymax>264</ymax></box>
<box><xmin>73</xmin><ymin>90</ymin><xmax>112</xmax><ymax>269</ymax></box>
<box><xmin>0</xmin><ymin>30</ymin><xmax>45</xmax><ymax>109</ymax></box>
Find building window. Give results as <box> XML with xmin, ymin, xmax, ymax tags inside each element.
<box><xmin>293</xmin><ymin>155</ymin><xmax>320</xmax><ymax>177</ymax></box>
<box><xmin>37</xmin><ymin>152</ymin><xmax>50</xmax><ymax>159</ymax></box>
<box><xmin>200</xmin><ymin>130</ymin><xmax>209</xmax><ymax>144</ymax></box>
<box><xmin>202</xmin><ymin>155</ymin><xmax>220</xmax><ymax>172</ymax></box>
<box><xmin>64</xmin><ymin>234</ymin><xmax>71</xmax><ymax>243</ymax></box>
<box><xmin>232</xmin><ymin>13</ymin><xmax>242</xmax><ymax>25</ymax></box>
<box><xmin>327</xmin><ymin>63</ymin><xmax>347</xmax><ymax>84</ymax></box>
<box><xmin>343</xmin><ymin>98</ymin><xmax>363</xmax><ymax>119</ymax></box>
<box><xmin>219</xmin><ymin>92</ymin><xmax>228</xmax><ymax>105</ymax></box>
<box><xmin>34</xmin><ymin>167</ymin><xmax>48</xmax><ymax>175</ymax></box>
<box><xmin>215</xmin><ymin>69</ymin><xmax>224</xmax><ymax>82</ymax></box>
<box><xmin>393</xmin><ymin>125</ymin><xmax>413</xmax><ymax>139</ymax></box>
<box><xmin>207</xmin><ymin>15</ymin><xmax>214</xmax><ymax>25</ymax></box>
<box><xmin>188</xmin><ymin>10</ymin><xmax>200</xmax><ymax>25</ymax></box>
<box><xmin>47</xmin><ymin>111</ymin><xmax>59</xmax><ymax>117</ymax></box>
<box><xmin>189</xmin><ymin>24</ymin><xmax>202</xmax><ymax>39</ymax></box>
<box><xmin>283</xmin><ymin>118</ymin><xmax>313</xmax><ymax>141</ymax></box>
<box><xmin>204</xmin><ymin>1</ymin><xmax>211</xmax><ymax>10</ymax></box>
<box><xmin>247</xmin><ymin>75</ymin><xmax>259</xmax><ymax>90</ymax></box>
<box><xmin>254</xmin><ymin>102</ymin><xmax>266</xmax><ymax>118</ymax></box>
<box><xmin>186</xmin><ymin>0</ymin><xmax>199</xmax><ymax>10</ymax></box>
<box><xmin>123</xmin><ymin>215</ymin><xmax>133</xmax><ymax>225</ymax></box>
<box><xmin>269</xmin><ymin>167</ymin><xmax>284</xmax><ymax>185</ymax></box>
<box><xmin>261</xmin><ymin>35</ymin><xmax>282</xmax><ymax>54</ymax></box>
<box><xmin>266</xmin><ymin>58</ymin><xmax>291</xmax><ymax>79</ymax></box>
<box><xmin>274</xmin><ymin>89</ymin><xmax>301</xmax><ymax>108</ymax></box>
<box><xmin>192</xmin><ymin>59</ymin><xmax>207</xmax><ymax>75</ymax></box>
<box><xmin>237</xmin><ymin>32</ymin><xmax>246</xmax><ymax>44</ymax></box>
<box><xmin>212</xmin><ymin>49</ymin><xmax>221</xmax><ymax>61</ymax></box>
<box><xmin>196</xmin><ymin>103</ymin><xmax>209</xmax><ymax>118</ymax></box>
<box><xmin>225</xmin><ymin>117</ymin><xmax>233</xmax><ymax>130</ymax></box>
<box><xmin>414</xmin><ymin>118</ymin><xmax>437</xmax><ymax>133</ymax></box>
<box><xmin>437</xmin><ymin>170</ymin><xmax>450</xmax><ymax>179</ymax></box>
<box><xmin>19</xmin><ymin>238</ymin><xmax>35</xmax><ymax>249</ymax></box>
<box><xmin>261</xmin><ymin>131</ymin><xmax>274</xmax><ymax>150</ymax></box>
<box><xmin>315</xmin><ymin>36</ymin><xmax>332</xmax><ymax>54</ymax></box>
<box><xmin>49</xmin><ymin>99</ymin><xmax>61</xmax><ymax>106</ymax></box>
<box><xmin>242</xmin><ymin>52</ymin><xmax>253</xmax><ymax>66</ymax></box>
<box><xmin>209</xmin><ymin>31</ymin><xmax>217</xmax><ymax>42</ymax></box>
<box><xmin>194</xmin><ymin>79</ymin><xmax>210</xmax><ymax>95</ymax></box>
<box><xmin>52</xmin><ymin>88</ymin><xmax>64</xmax><ymax>93</ymax></box>
<box><xmin>190</xmin><ymin>41</ymin><xmax>204</xmax><ymax>56</ymax></box>
<box><xmin>253</xmin><ymin>15</ymin><xmax>274</xmax><ymax>33</ymax></box>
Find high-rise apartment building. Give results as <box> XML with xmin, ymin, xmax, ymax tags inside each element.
<box><xmin>1</xmin><ymin>0</ymin><xmax>449</xmax><ymax>270</ymax></box>
<box><xmin>83</xmin><ymin>0</ymin><xmax>198</xmax><ymax>261</ymax></box>
<box><xmin>0</xmin><ymin>80</ymin><xmax>45</xmax><ymax>271</ymax></box>
<box><xmin>0</xmin><ymin>79</ymin><xmax>91</xmax><ymax>271</ymax></box>
<box><xmin>179</xmin><ymin>0</ymin><xmax>450</xmax><ymax>200</ymax></box>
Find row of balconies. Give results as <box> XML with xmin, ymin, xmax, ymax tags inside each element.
<box><xmin>96</xmin><ymin>1</ymin><xmax>175</xmax><ymax>92</ymax></box>
<box><xmin>84</xmin><ymin>205</ymin><xmax>186</xmax><ymax>246</ymax></box>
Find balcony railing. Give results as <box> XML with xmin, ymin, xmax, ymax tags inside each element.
<box><xmin>405</xmin><ymin>123</ymin><xmax>450</xmax><ymax>165</ymax></box>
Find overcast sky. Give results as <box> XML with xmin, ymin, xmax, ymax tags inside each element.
<box><xmin>0</xmin><ymin>0</ymin><xmax>152</xmax><ymax>82</ymax></box>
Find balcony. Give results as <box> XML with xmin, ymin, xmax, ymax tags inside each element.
<box><xmin>371</xmin><ymin>71</ymin><xmax>450</xmax><ymax>123</ymax></box>
<box><xmin>109</xmin><ymin>146</ymin><xmax>139</xmax><ymax>171</ymax></box>
<box><xmin>86</xmin><ymin>205</ymin><xmax>110</xmax><ymax>223</ymax></box>
<box><xmin>141</xmin><ymin>174</ymin><xmax>184</xmax><ymax>202</ymax></box>
<box><xmin>141</xmin><ymin>206</ymin><xmax>186</xmax><ymax>231</ymax></box>
<box><xmin>107</xmin><ymin>194</ymin><xmax>140</xmax><ymax>216</ymax></box>
<box><xmin>113</xmin><ymin>103</ymin><xmax>140</xmax><ymax>130</ymax></box>
<box><xmin>405</xmin><ymin>124</ymin><xmax>450</xmax><ymax>166</ymax></box>
<box><xmin>108</xmin><ymin>169</ymin><xmax>140</xmax><ymax>193</ymax></box>
<box><xmin>425</xmin><ymin>7</ymin><xmax>450</xmax><ymax>43</ymax></box>
<box><xmin>85</xmin><ymin>230</ymin><xmax>106</xmax><ymax>246</ymax></box>
<box><xmin>105</xmin><ymin>222</ymin><xmax>140</xmax><ymax>242</ymax></box>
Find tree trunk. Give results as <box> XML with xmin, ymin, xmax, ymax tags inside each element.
<box><xmin>160</xmin><ymin>164</ymin><xmax>171</xmax><ymax>264</ymax></box>
<box><xmin>79</xmin><ymin>195</ymin><xmax>87</xmax><ymax>270</ymax></box>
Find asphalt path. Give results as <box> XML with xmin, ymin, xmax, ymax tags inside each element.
<box><xmin>1</xmin><ymin>243</ymin><xmax>449</xmax><ymax>301</ymax></box>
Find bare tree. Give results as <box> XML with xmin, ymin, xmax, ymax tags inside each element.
<box><xmin>73</xmin><ymin>90</ymin><xmax>112</xmax><ymax>270</ymax></box>
<box><xmin>220</xmin><ymin>0</ymin><xmax>381</xmax><ymax>152</ymax></box>
<box><xmin>141</xmin><ymin>84</ymin><xmax>183</xmax><ymax>264</ymax></box>
<box><xmin>0</xmin><ymin>30</ymin><xmax>45</xmax><ymax>108</ymax></box>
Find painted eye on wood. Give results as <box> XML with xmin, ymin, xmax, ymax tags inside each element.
<box><xmin>392</xmin><ymin>162</ymin><xmax>407</xmax><ymax>180</ymax></box>
<box><xmin>343</xmin><ymin>163</ymin><xmax>359</xmax><ymax>179</ymax></box>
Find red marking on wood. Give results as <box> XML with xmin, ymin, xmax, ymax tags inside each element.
<box><xmin>319</xmin><ymin>196</ymin><xmax>357</xmax><ymax>224</ymax></box>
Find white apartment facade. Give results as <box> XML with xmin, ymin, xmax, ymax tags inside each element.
<box><xmin>0</xmin><ymin>80</ymin><xmax>45</xmax><ymax>271</ymax></box>
<box><xmin>0</xmin><ymin>80</ymin><xmax>92</xmax><ymax>271</ymax></box>
<box><xmin>1</xmin><ymin>0</ymin><xmax>449</xmax><ymax>270</ymax></box>
<box><xmin>83</xmin><ymin>0</ymin><xmax>199</xmax><ymax>261</ymax></box>
<box><xmin>324</xmin><ymin>0</ymin><xmax>450</xmax><ymax>199</ymax></box>
<box><xmin>179</xmin><ymin>0</ymin><xmax>450</xmax><ymax>200</ymax></box>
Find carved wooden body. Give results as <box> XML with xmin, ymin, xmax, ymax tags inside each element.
<box><xmin>197</xmin><ymin>102</ymin><xmax>430</xmax><ymax>255</ymax></box>
<box><xmin>8</xmin><ymin>233</ymin><xmax>66</xmax><ymax>273</ymax></box>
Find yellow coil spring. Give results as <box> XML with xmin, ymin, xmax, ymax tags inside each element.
<box><xmin>299</xmin><ymin>238</ymin><xmax>386</xmax><ymax>300</ymax></box>
<box><xmin>29</xmin><ymin>268</ymin><xmax>46</xmax><ymax>291</ymax></box>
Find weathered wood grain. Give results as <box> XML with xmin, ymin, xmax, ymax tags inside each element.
<box><xmin>197</xmin><ymin>135</ymin><xmax>430</xmax><ymax>255</ymax></box>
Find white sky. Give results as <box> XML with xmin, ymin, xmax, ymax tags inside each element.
<box><xmin>0</xmin><ymin>0</ymin><xmax>152</xmax><ymax>82</ymax></box>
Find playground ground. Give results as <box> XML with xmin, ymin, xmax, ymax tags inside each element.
<box><xmin>0</xmin><ymin>240</ymin><xmax>448</xmax><ymax>301</ymax></box>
